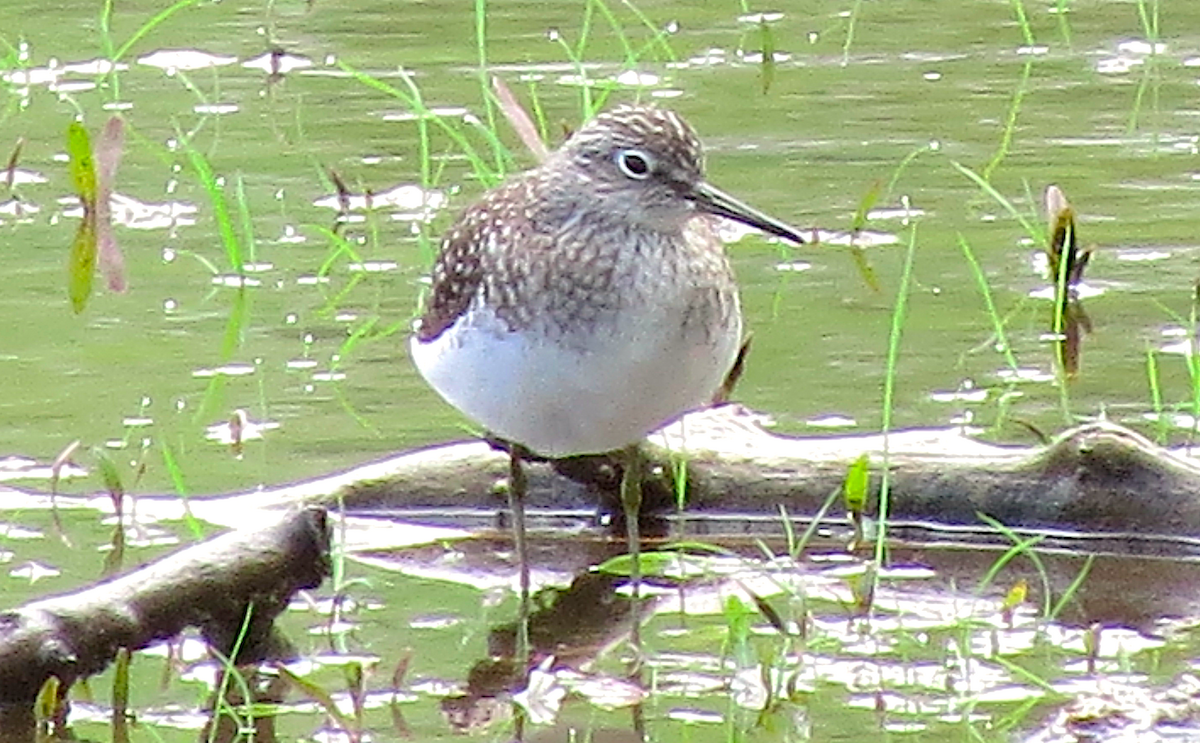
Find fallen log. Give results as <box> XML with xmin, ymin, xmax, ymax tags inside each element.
<box><xmin>0</xmin><ymin>507</ymin><xmax>330</xmax><ymax>708</ymax></box>
<box><xmin>655</xmin><ymin>407</ymin><xmax>1200</xmax><ymax>538</ymax></box>
<box><xmin>195</xmin><ymin>406</ymin><xmax>1200</xmax><ymax>543</ymax></box>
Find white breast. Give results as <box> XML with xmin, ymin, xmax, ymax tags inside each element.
<box><xmin>410</xmin><ymin>297</ymin><xmax>741</xmax><ymax>457</ymax></box>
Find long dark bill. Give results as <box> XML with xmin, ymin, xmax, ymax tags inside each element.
<box><xmin>691</xmin><ymin>181</ymin><xmax>806</xmax><ymax>245</ymax></box>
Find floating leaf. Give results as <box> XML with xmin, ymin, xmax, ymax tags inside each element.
<box><xmin>96</xmin><ymin>116</ymin><xmax>124</xmax><ymax>187</ymax></box>
<box><xmin>844</xmin><ymin>453</ymin><xmax>870</xmax><ymax>550</ymax></box>
<box><xmin>846</xmin><ymin>181</ymin><xmax>884</xmax><ymax>293</ymax></box>
<box><xmin>34</xmin><ymin>675</ymin><xmax>61</xmax><ymax>730</ymax></box>
<box><xmin>66</xmin><ymin>121</ymin><xmax>99</xmax><ymax>313</ymax></box>
<box><xmin>1045</xmin><ymin>184</ymin><xmax>1092</xmax><ymax>287</ymax></box>
<box><xmin>759</xmin><ymin>19</ymin><xmax>776</xmax><ymax>95</ymax></box>
<box><xmin>1000</xmin><ymin>578</ymin><xmax>1028</xmax><ymax>627</ymax></box>
<box><xmin>94</xmin><ymin>447</ymin><xmax>128</xmax><ymax>574</ymax></box>
<box><xmin>850</xmin><ymin>245</ymin><xmax>881</xmax><ymax>293</ymax></box>
<box><xmin>95</xmin><ymin>116</ymin><xmax>126</xmax><ymax>293</ymax></box>
<box><xmin>94</xmin><ymin>447</ymin><xmax>125</xmax><ymax>503</ymax></box>
<box><xmin>1059</xmin><ymin>301</ymin><xmax>1092</xmax><ymax>378</ymax></box>
<box><xmin>850</xmin><ymin>179</ymin><xmax>883</xmax><ymax>234</ymax></box>
<box><xmin>597</xmin><ymin>549</ymin><xmax>674</xmax><ymax>577</ymax></box>
<box><xmin>67</xmin><ymin>215</ymin><xmax>97</xmax><ymax>313</ymax></box>
<box><xmin>721</xmin><ymin>594</ymin><xmax>755</xmax><ymax>662</ymax></box>
<box><xmin>843</xmin><ymin>453</ymin><xmax>870</xmax><ymax>515</ymax></box>
<box><xmin>1044</xmin><ymin>185</ymin><xmax>1093</xmax><ymax>379</ymax></box>
<box><xmin>67</xmin><ymin>121</ymin><xmax>97</xmax><ymax>203</ymax></box>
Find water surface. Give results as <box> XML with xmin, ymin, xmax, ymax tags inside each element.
<box><xmin>3</xmin><ymin>0</ymin><xmax>1200</xmax><ymax>740</ymax></box>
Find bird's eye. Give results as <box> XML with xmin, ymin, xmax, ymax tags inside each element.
<box><xmin>616</xmin><ymin>149</ymin><xmax>653</xmax><ymax>180</ymax></box>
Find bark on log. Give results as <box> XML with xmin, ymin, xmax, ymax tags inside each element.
<box><xmin>185</xmin><ymin>405</ymin><xmax>1200</xmax><ymax>543</ymax></box>
<box><xmin>654</xmin><ymin>407</ymin><xmax>1200</xmax><ymax>538</ymax></box>
<box><xmin>0</xmin><ymin>507</ymin><xmax>330</xmax><ymax>707</ymax></box>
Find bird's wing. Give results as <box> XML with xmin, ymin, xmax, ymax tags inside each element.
<box><xmin>416</xmin><ymin>176</ymin><xmax>540</xmax><ymax>342</ymax></box>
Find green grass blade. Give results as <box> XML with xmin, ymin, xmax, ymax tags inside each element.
<box><xmin>110</xmin><ymin>0</ymin><xmax>203</xmax><ymax>63</ymax></box>
<box><xmin>1054</xmin><ymin>0</ymin><xmax>1072</xmax><ymax>48</ymax></box>
<box><xmin>180</xmin><ymin>140</ymin><xmax>243</xmax><ymax>274</ymax></box>
<box><xmin>1047</xmin><ymin>554</ymin><xmax>1094</xmax><ymax>621</ymax></box>
<box><xmin>1008</xmin><ymin>0</ymin><xmax>1035</xmax><ymax>47</ymax></box>
<box><xmin>234</xmin><ymin>173</ymin><xmax>256</xmax><ymax>265</ymax></box>
<box><xmin>982</xmin><ymin>59</ymin><xmax>1032</xmax><ymax>181</ymax></box>
<box><xmin>339</xmin><ymin>62</ymin><xmax>503</xmax><ymax>186</ymax></box>
<box><xmin>950</xmin><ymin>160</ymin><xmax>1043</xmax><ymax>244</ymax></box>
<box><xmin>956</xmin><ymin>233</ymin><xmax>1020</xmax><ymax>373</ymax></box>
<box><xmin>473</xmin><ymin>0</ymin><xmax>501</xmax><ymax>173</ymax></box>
<box><xmin>841</xmin><ymin>0</ymin><xmax>864</xmax><ymax>65</ymax></box>
<box><xmin>872</xmin><ymin>221</ymin><xmax>920</xmax><ymax>568</ymax></box>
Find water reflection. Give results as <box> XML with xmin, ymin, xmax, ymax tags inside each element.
<box><xmin>342</xmin><ymin>507</ymin><xmax>1200</xmax><ymax>737</ymax></box>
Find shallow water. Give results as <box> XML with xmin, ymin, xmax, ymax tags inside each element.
<box><xmin>3</xmin><ymin>0</ymin><xmax>1200</xmax><ymax>740</ymax></box>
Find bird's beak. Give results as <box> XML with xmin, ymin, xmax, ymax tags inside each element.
<box><xmin>691</xmin><ymin>181</ymin><xmax>806</xmax><ymax>245</ymax></box>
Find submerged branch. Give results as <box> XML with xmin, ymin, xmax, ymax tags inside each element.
<box><xmin>0</xmin><ymin>507</ymin><xmax>329</xmax><ymax>707</ymax></box>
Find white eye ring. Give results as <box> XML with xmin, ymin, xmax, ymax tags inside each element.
<box><xmin>616</xmin><ymin>149</ymin><xmax>653</xmax><ymax>179</ymax></box>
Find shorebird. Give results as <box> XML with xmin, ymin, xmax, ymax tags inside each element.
<box><xmin>410</xmin><ymin>104</ymin><xmax>806</xmax><ymax>659</ymax></box>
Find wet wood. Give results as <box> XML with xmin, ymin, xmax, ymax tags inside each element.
<box><xmin>203</xmin><ymin>405</ymin><xmax>1200</xmax><ymax>540</ymax></box>
<box><xmin>652</xmin><ymin>406</ymin><xmax>1200</xmax><ymax>538</ymax></box>
<box><xmin>0</xmin><ymin>507</ymin><xmax>329</xmax><ymax>707</ymax></box>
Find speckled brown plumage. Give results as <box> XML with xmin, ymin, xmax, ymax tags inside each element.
<box><xmin>410</xmin><ymin>104</ymin><xmax>804</xmax><ymax>458</ymax></box>
<box><xmin>416</xmin><ymin>106</ymin><xmax>719</xmax><ymax>344</ymax></box>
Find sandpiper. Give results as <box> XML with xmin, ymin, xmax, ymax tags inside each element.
<box><xmin>410</xmin><ymin>104</ymin><xmax>806</xmax><ymax>658</ymax></box>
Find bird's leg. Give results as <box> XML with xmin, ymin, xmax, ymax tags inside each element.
<box><xmin>619</xmin><ymin>444</ymin><xmax>644</xmax><ymax>656</ymax></box>
<box><xmin>508</xmin><ymin>448</ymin><xmax>531</xmax><ymax>671</ymax></box>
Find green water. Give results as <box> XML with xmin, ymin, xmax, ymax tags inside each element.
<box><xmin>3</xmin><ymin>0</ymin><xmax>1200</xmax><ymax>740</ymax></box>
<box><xmin>5</xmin><ymin>0</ymin><xmax>1200</xmax><ymax>499</ymax></box>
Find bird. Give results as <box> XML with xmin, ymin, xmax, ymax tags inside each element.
<box><xmin>410</xmin><ymin>104</ymin><xmax>807</xmax><ymax>661</ymax></box>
